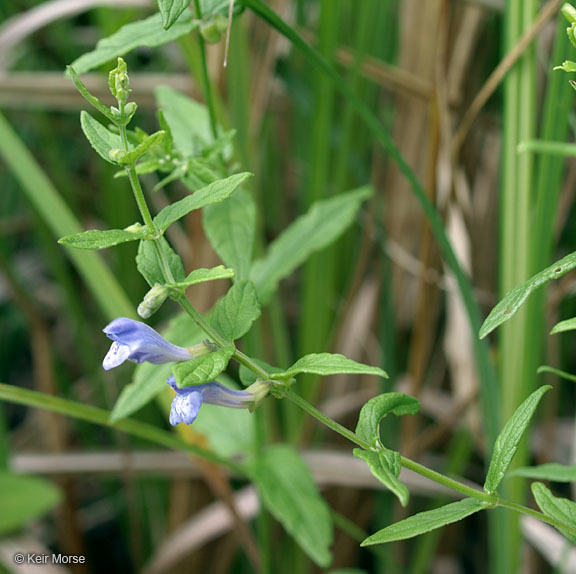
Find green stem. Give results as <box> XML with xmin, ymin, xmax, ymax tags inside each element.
<box><xmin>283</xmin><ymin>388</ymin><xmax>369</xmax><ymax>448</ymax></box>
<box><xmin>399</xmin><ymin>457</ymin><xmax>491</xmax><ymax>503</ymax></box>
<box><xmin>0</xmin><ymin>383</ymin><xmax>243</xmax><ymax>473</ymax></box>
<box><xmin>496</xmin><ymin>498</ymin><xmax>576</xmax><ymax>538</ymax></box>
<box><xmin>284</xmin><ymin>388</ymin><xmax>576</xmax><ymax>539</ymax></box>
<box><xmin>118</xmin><ymin>120</ymin><xmax>176</xmax><ymax>285</ymax></box>
<box><xmin>286</xmin><ymin>386</ymin><xmax>490</xmax><ymax>501</ymax></box>
<box><xmin>177</xmin><ymin>295</ymin><xmax>272</xmax><ymax>380</ymax></box>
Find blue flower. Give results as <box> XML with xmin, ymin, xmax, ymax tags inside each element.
<box><xmin>102</xmin><ymin>317</ymin><xmax>193</xmax><ymax>370</ymax></box>
<box><xmin>167</xmin><ymin>376</ymin><xmax>254</xmax><ymax>426</ymax></box>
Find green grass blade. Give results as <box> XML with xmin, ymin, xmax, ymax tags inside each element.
<box><xmin>0</xmin><ymin>111</ymin><xmax>135</xmax><ymax>320</ymax></box>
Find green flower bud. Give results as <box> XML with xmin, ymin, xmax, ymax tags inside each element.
<box><xmin>124</xmin><ymin>222</ymin><xmax>145</xmax><ymax>233</ymax></box>
<box><xmin>568</xmin><ymin>23</ymin><xmax>576</xmax><ymax>49</ymax></box>
<box><xmin>137</xmin><ymin>283</ymin><xmax>170</xmax><ymax>319</ymax></box>
<box><xmin>244</xmin><ymin>379</ymin><xmax>270</xmax><ymax>412</ymax></box>
<box><xmin>109</xmin><ymin>57</ymin><xmax>132</xmax><ymax>105</ymax></box>
<box><xmin>187</xmin><ymin>340</ymin><xmax>216</xmax><ymax>357</ymax></box>
<box><xmin>108</xmin><ymin>149</ymin><xmax>127</xmax><ymax>163</ymax></box>
<box><xmin>562</xmin><ymin>3</ymin><xmax>576</xmax><ymax>24</ymax></box>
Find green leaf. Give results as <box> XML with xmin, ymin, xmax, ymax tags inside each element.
<box><xmin>353</xmin><ymin>448</ymin><xmax>409</xmax><ymax>506</ymax></box>
<box><xmin>0</xmin><ymin>473</ymin><xmax>61</xmax><ymax>535</ymax></box>
<box><xmin>273</xmin><ymin>353</ymin><xmax>387</xmax><ymax>381</ymax></box>
<box><xmin>172</xmin><ymin>347</ymin><xmax>235</xmax><ymax>387</ymax></box>
<box><xmin>204</xmin><ymin>188</ymin><xmax>256</xmax><ymax>280</ymax></box>
<box><xmin>80</xmin><ymin>111</ymin><xmax>123</xmax><ymax>164</ymax></box>
<box><xmin>70</xmin><ymin>12</ymin><xmax>198</xmax><ymax>74</ymax></box>
<box><xmin>136</xmin><ymin>237</ymin><xmax>185</xmax><ymax>287</ymax></box>
<box><xmin>532</xmin><ymin>482</ymin><xmax>576</xmax><ymax>543</ymax></box>
<box><xmin>361</xmin><ymin>498</ymin><xmax>487</xmax><ymax>546</ymax></box>
<box><xmin>156</xmin><ymin>86</ymin><xmax>213</xmax><ymax>157</ymax></box>
<box><xmin>200</xmin><ymin>0</ymin><xmax>230</xmax><ymax>13</ymax></box>
<box><xmin>510</xmin><ymin>463</ymin><xmax>576</xmax><ymax>482</ymax></box>
<box><xmin>182</xmin><ymin>159</ymin><xmax>220</xmax><ymax>188</ymax></box>
<box><xmin>112</xmin><ymin>131</ymin><xmax>165</xmax><ymax>165</ymax></box>
<box><xmin>554</xmin><ymin>60</ymin><xmax>576</xmax><ymax>72</ymax></box>
<box><xmin>192</xmin><ymin>398</ymin><xmax>254</xmax><ymax>458</ymax></box>
<box><xmin>484</xmin><ymin>385</ymin><xmax>551</xmax><ymax>494</ymax></box>
<box><xmin>355</xmin><ymin>393</ymin><xmax>420</xmax><ymax>448</ymax></box>
<box><xmin>153</xmin><ymin>173</ymin><xmax>252</xmax><ymax>232</ymax></box>
<box><xmin>246</xmin><ymin>445</ymin><xmax>333</xmax><ymax>567</ymax></box>
<box><xmin>58</xmin><ymin>224</ymin><xmax>147</xmax><ymax>249</ymax></box>
<box><xmin>66</xmin><ymin>66</ymin><xmax>116</xmax><ymax>123</ymax></box>
<box><xmin>479</xmin><ymin>251</ymin><xmax>576</xmax><ymax>338</ymax></box>
<box><xmin>174</xmin><ymin>265</ymin><xmax>235</xmax><ymax>288</ymax></box>
<box><xmin>550</xmin><ymin>316</ymin><xmax>576</xmax><ymax>334</ymax></box>
<box><xmin>110</xmin><ymin>313</ymin><xmax>203</xmax><ymax>422</ymax></box>
<box><xmin>211</xmin><ymin>280</ymin><xmax>261</xmax><ymax>342</ymax></box>
<box><xmin>537</xmin><ymin>365</ymin><xmax>576</xmax><ymax>383</ymax></box>
<box><xmin>158</xmin><ymin>0</ymin><xmax>190</xmax><ymax>29</ymax></box>
<box><xmin>250</xmin><ymin>187</ymin><xmax>372</xmax><ymax>303</ymax></box>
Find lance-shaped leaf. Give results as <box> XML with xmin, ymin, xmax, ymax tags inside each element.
<box><xmin>538</xmin><ymin>365</ymin><xmax>576</xmax><ymax>383</ymax></box>
<box><xmin>153</xmin><ymin>173</ymin><xmax>252</xmax><ymax>232</ymax></box>
<box><xmin>484</xmin><ymin>385</ymin><xmax>551</xmax><ymax>494</ymax></box>
<box><xmin>67</xmin><ymin>66</ymin><xmax>116</xmax><ymax>123</ymax></box>
<box><xmin>158</xmin><ymin>0</ymin><xmax>190</xmax><ymax>29</ymax></box>
<box><xmin>211</xmin><ymin>280</ymin><xmax>261</xmax><ymax>342</ymax></box>
<box><xmin>353</xmin><ymin>448</ymin><xmax>409</xmax><ymax>507</ymax></box>
<box><xmin>532</xmin><ymin>482</ymin><xmax>576</xmax><ymax>543</ymax></box>
<box><xmin>173</xmin><ymin>266</ymin><xmax>235</xmax><ymax>289</ymax></box>
<box><xmin>480</xmin><ymin>251</ymin><xmax>576</xmax><ymax>338</ymax></box>
<box><xmin>355</xmin><ymin>393</ymin><xmax>420</xmax><ymax>448</ymax></box>
<box><xmin>70</xmin><ymin>12</ymin><xmax>199</xmax><ymax>74</ymax></box>
<box><xmin>272</xmin><ymin>353</ymin><xmax>387</xmax><ymax>381</ymax></box>
<box><xmin>250</xmin><ymin>187</ymin><xmax>372</xmax><ymax>304</ymax></box>
<box><xmin>172</xmin><ymin>347</ymin><xmax>235</xmax><ymax>388</ymax></box>
<box><xmin>550</xmin><ymin>317</ymin><xmax>576</xmax><ymax>334</ymax></box>
<box><xmin>136</xmin><ymin>237</ymin><xmax>185</xmax><ymax>287</ymax></box>
<box><xmin>0</xmin><ymin>473</ymin><xmax>61</xmax><ymax>535</ymax></box>
<box><xmin>111</xmin><ymin>131</ymin><xmax>165</xmax><ymax>166</ymax></box>
<box><xmin>204</xmin><ymin>189</ymin><xmax>256</xmax><ymax>280</ymax></box>
<box><xmin>58</xmin><ymin>224</ymin><xmax>148</xmax><ymax>249</ymax></box>
<box><xmin>246</xmin><ymin>445</ymin><xmax>333</xmax><ymax>567</ymax></box>
<box><xmin>510</xmin><ymin>463</ymin><xmax>576</xmax><ymax>482</ymax></box>
<box><xmin>361</xmin><ymin>498</ymin><xmax>487</xmax><ymax>546</ymax></box>
<box><xmin>156</xmin><ymin>86</ymin><xmax>213</xmax><ymax>158</ymax></box>
<box><xmin>80</xmin><ymin>111</ymin><xmax>124</xmax><ymax>164</ymax></box>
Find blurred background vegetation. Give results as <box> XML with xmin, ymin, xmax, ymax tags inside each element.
<box><xmin>1</xmin><ymin>0</ymin><xmax>576</xmax><ymax>572</ymax></box>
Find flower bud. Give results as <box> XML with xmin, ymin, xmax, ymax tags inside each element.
<box><xmin>568</xmin><ymin>23</ymin><xmax>576</xmax><ymax>49</ymax></box>
<box><xmin>109</xmin><ymin>57</ymin><xmax>132</xmax><ymax>105</ymax></box>
<box><xmin>137</xmin><ymin>283</ymin><xmax>169</xmax><ymax>319</ymax></box>
<box><xmin>562</xmin><ymin>3</ymin><xmax>576</xmax><ymax>24</ymax></box>
<box><xmin>108</xmin><ymin>149</ymin><xmax>126</xmax><ymax>164</ymax></box>
<box><xmin>244</xmin><ymin>379</ymin><xmax>270</xmax><ymax>411</ymax></box>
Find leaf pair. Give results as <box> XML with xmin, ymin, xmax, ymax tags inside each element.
<box><xmin>361</xmin><ymin>386</ymin><xmax>551</xmax><ymax>546</ymax></box>
<box><xmin>353</xmin><ymin>393</ymin><xmax>419</xmax><ymax>507</ymax></box>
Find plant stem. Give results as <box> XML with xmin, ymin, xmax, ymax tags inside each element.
<box><xmin>496</xmin><ymin>498</ymin><xmax>576</xmax><ymax>538</ymax></box>
<box><xmin>283</xmin><ymin>388</ymin><xmax>369</xmax><ymax>448</ymax></box>
<box><xmin>0</xmin><ymin>383</ymin><xmax>243</xmax><ymax>473</ymax></box>
<box><xmin>284</xmin><ymin>388</ymin><xmax>576</xmax><ymax>538</ymax></box>
<box><xmin>118</xmin><ymin>120</ymin><xmax>176</xmax><ymax>285</ymax></box>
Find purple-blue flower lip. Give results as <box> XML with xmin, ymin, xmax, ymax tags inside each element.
<box><xmin>102</xmin><ymin>317</ymin><xmax>192</xmax><ymax>370</ymax></box>
<box><xmin>167</xmin><ymin>376</ymin><xmax>253</xmax><ymax>426</ymax></box>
